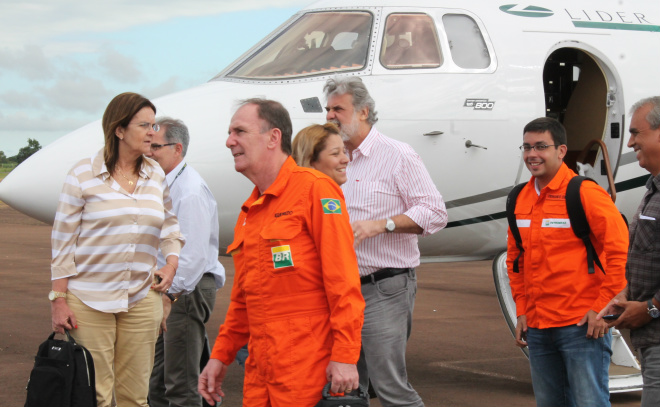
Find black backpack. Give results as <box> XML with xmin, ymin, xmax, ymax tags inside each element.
<box><xmin>25</xmin><ymin>330</ymin><xmax>96</xmax><ymax>407</ymax></box>
<box><xmin>506</xmin><ymin>176</ymin><xmax>605</xmax><ymax>275</ymax></box>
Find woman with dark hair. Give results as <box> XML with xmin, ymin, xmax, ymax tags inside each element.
<box><xmin>50</xmin><ymin>92</ymin><xmax>184</xmax><ymax>407</ymax></box>
<box><xmin>292</xmin><ymin>122</ymin><xmax>349</xmax><ymax>186</ymax></box>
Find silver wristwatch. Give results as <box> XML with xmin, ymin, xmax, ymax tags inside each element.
<box><xmin>648</xmin><ymin>299</ymin><xmax>660</xmax><ymax>319</ymax></box>
<box><xmin>385</xmin><ymin>217</ymin><xmax>395</xmax><ymax>233</ymax></box>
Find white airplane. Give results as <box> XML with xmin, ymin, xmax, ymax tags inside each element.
<box><xmin>2</xmin><ymin>0</ymin><xmax>658</xmax><ymax>393</ymax></box>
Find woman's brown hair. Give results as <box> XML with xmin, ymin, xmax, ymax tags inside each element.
<box><xmin>291</xmin><ymin>122</ymin><xmax>341</xmax><ymax>168</ymax></box>
<box><xmin>102</xmin><ymin>92</ymin><xmax>156</xmax><ymax>175</ymax></box>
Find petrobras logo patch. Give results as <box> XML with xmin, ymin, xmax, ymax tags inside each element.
<box><xmin>464</xmin><ymin>99</ymin><xmax>495</xmax><ymax>110</ymax></box>
<box><xmin>500</xmin><ymin>4</ymin><xmax>554</xmax><ymax>18</ymax></box>
<box><xmin>271</xmin><ymin>245</ymin><xmax>294</xmax><ymax>269</ymax></box>
<box><xmin>542</xmin><ymin>218</ymin><xmax>571</xmax><ymax>228</ymax></box>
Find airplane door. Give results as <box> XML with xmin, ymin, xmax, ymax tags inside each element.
<box><xmin>543</xmin><ymin>47</ymin><xmax>625</xmax><ymax>194</ymax></box>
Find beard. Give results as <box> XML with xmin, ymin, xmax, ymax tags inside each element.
<box><xmin>330</xmin><ymin>115</ymin><xmax>360</xmax><ymax>142</ymax></box>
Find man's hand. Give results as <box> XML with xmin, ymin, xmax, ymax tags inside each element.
<box><xmin>351</xmin><ymin>220</ymin><xmax>386</xmax><ymax>246</ymax></box>
<box><xmin>596</xmin><ymin>288</ymin><xmax>628</xmax><ymax>324</ymax></box>
<box><xmin>198</xmin><ymin>359</ymin><xmax>227</xmax><ymax>405</ymax></box>
<box><xmin>326</xmin><ymin>361</ymin><xmax>359</xmax><ymax>394</ymax></box>
<box><xmin>609</xmin><ymin>299</ymin><xmax>652</xmax><ymax>330</ymax></box>
<box><xmin>159</xmin><ymin>295</ymin><xmax>172</xmax><ymax>334</ymax></box>
<box><xmin>515</xmin><ymin>315</ymin><xmax>527</xmax><ymax>348</ymax></box>
<box><xmin>577</xmin><ymin>310</ymin><xmax>609</xmax><ymax>338</ymax></box>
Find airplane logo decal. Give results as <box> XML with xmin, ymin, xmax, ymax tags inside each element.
<box><xmin>464</xmin><ymin>99</ymin><xmax>495</xmax><ymax>110</ymax></box>
<box><xmin>499</xmin><ymin>4</ymin><xmax>554</xmax><ymax>18</ymax></box>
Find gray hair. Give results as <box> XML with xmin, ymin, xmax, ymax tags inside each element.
<box><xmin>237</xmin><ymin>98</ymin><xmax>292</xmax><ymax>155</ymax></box>
<box><xmin>323</xmin><ymin>77</ymin><xmax>378</xmax><ymax>125</ymax></box>
<box><xmin>156</xmin><ymin>117</ymin><xmax>190</xmax><ymax>157</ymax></box>
<box><xmin>630</xmin><ymin>97</ymin><xmax>660</xmax><ymax>130</ymax></box>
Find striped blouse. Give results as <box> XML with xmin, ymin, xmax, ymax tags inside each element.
<box><xmin>342</xmin><ymin>127</ymin><xmax>448</xmax><ymax>276</ymax></box>
<box><xmin>51</xmin><ymin>149</ymin><xmax>184</xmax><ymax>313</ymax></box>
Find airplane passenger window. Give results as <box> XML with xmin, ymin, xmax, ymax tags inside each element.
<box><xmin>442</xmin><ymin>14</ymin><xmax>490</xmax><ymax>69</ymax></box>
<box><xmin>227</xmin><ymin>12</ymin><xmax>372</xmax><ymax>79</ymax></box>
<box><xmin>380</xmin><ymin>14</ymin><xmax>442</xmax><ymax>69</ymax></box>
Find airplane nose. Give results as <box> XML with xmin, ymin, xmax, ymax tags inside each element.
<box><xmin>0</xmin><ymin>121</ymin><xmax>104</xmax><ymax>224</ymax></box>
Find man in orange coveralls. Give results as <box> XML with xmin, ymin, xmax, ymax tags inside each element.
<box><xmin>199</xmin><ymin>98</ymin><xmax>365</xmax><ymax>407</ymax></box>
<box><xmin>506</xmin><ymin>117</ymin><xmax>628</xmax><ymax>407</ymax></box>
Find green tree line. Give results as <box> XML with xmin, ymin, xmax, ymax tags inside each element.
<box><xmin>0</xmin><ymin>138</ymin><xmax>42</xmax><ymax>164</ymax></box>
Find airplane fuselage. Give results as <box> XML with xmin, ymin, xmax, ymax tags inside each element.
<box><xmin>1</xmin><ymin>0</ymin><xmax>658</xmax><ymax>261</ymax></box>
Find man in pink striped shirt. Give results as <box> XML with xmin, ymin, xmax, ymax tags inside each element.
<box><xmin>324</xmin><ymin>77</ymin><xmax>448</xmax><ymax>406</ymax></box>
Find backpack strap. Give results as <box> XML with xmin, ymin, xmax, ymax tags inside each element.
<box><xmin>506</xmin><ymin>183</ymin><xmax>527</xmax><ymax>273</ymax></box>
<box><xmin>566</xmin><ymin>176</ymin><xmax>605</xmax><ymax>275</ymax></box>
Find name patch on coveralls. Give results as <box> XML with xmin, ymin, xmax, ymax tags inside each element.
<box><xmin>542</xmin><ymin>218</ymin><xmax>571</xmax><ymax>228</ymax></box>
<box><xmin>272</xmin><ymin>245</ymin><xmax>294</xmax><ymax>269</ymax></box>
<box><xmin>321</xmin><ymin>198</ymin><xmax>342</xmax><ymax>214</ymax></box>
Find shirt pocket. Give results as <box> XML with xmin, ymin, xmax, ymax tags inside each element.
<box><xmin>227</xmin><ymin>227</ymin><xmax>246</xmax><ymax>292</ymax></box>
<box><xmin>514</xmin><ymin>202</ymin><xmax>533</xmax><ymax>241</ymax></box>
<box><xmin>632</xmin><ymin>218</ymin><xmax>657</xmax><ymax>253</ymax></box>
<box><xmin>357</xmin><ymin>181</ymin><xmax>398</xmax><ymax>212</ymax></box>
<box><xmin>260</xmin><ymin>217</ymin><xmax>304</xmax><ymax>276</ymax></box>
<box><xmin>541</xmin><ymin>200</ymin><xmax>571</xmax><ymax>241</ymax></box>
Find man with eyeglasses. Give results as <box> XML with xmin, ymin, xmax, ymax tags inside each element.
<box><xmin>147</xmin><ymin>117</ymin><xmax>226</xmax><ymax>407</ymax></box>
<box><xmin>506</xmin><ymin>117</ymin><xmax>628</xmax><ymax>407</ymax></box>
<box><xmin>599</xmin><ymin>97</ymin><xmax>660</xmax><ymax>407</ymax></box>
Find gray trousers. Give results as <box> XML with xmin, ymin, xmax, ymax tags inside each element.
<box><xmin>640</xmin><ymin>344</ymin><xmax>660</xmax><ymax>407</ymax></box>
<box><xmin>149</xmin><ymin>273</ymin><xmax>217</xmax><ymax>407</ymax></box>
<box><xmin>357</xmin><ymin>270</ymin><xmax>424</xmax><ymax>407</ymax></box>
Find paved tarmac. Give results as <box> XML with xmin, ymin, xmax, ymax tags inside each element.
<box><xmin>0</xmin><ymin>202</ymin><xmax>643</xmax><ymax>406</ymax></box>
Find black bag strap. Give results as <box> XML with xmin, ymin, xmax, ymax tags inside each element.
<box><xmin>506</xmin><ymin>183</ymin><xmax>527</xmax><ymax>273</ymax></box>
<box><xmin>566</xmin><ymin>176</ymin><xmax>605</xmax><ymax>275</ymax></box>
<box><xmin>47</xmin><ymin>330</ymin><xmax>75</xmax><ymax>342</ymax></box>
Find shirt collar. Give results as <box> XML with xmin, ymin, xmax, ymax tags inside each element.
<box><xmin>166</xmin><ymin>160</ymin><xmax>186</xmax><ymax>186</ymax></box>
<box><xmin>91</xmin><ymin>149</ymin><xmax>154</xmax><ymax>181</ymax></box>
<box><xmin>647</xmin><ymin>173</ymin><xmax>660</xmax><ymax>193</ymax></box>
<box><xmin>92</xmin><ymin>150</ymin><xmax>109</xmax><ymax>180</ymax></box>
<box><xmin>242</xmin><ymin>156</ymin><xmax>297</xmax><ymax>211</ymax></box>
<box><xmin>530</xmin><ymin>162</ymin><xmax>571</xmax><ymax>193</ymax></box>
<box><xmin>352</xmin><ymin>126</ymin><xmax>380</xmax><ymax>157</ymax></box>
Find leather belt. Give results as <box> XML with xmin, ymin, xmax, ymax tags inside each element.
<box><xmin>360</xmin><ymin>268</ymin><xmax>413</xmax><ymax>285</ymax></box>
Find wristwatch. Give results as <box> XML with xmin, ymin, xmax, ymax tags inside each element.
<box><xmin>165</xmin><ymin>290</ymin><xmax>178</xmax><ymax>303</ymax></box>
<box><xmin>385</xmin><ymin>217</ymin><xmax>396</xmax><ymax>233</ymax></box>
<box><xmin>48</xmin><ymin>291</ymin><xmax>67</xmax><ymax>301</ymax></box>
<box><xmin>648</xmin><ymin>299</ymin><xmax>660</xmax><ymax>319</ymax></box>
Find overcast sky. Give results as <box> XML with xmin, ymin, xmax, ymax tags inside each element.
<box><xmin>0</xmin><ymin>0</ymin><xmax>308</xmax><ymax>156</ymax></box>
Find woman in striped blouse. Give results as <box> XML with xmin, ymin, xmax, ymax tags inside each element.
<box><xmin>49</xmin><ymin>92</ymin><xmax>185</xmax><ymax>407</ymax></box>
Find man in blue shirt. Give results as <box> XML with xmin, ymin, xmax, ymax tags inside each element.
<box><xmin>148</xmin><ymin>117</ymin><xmax>226</xmax><ymax>407</ymax></box>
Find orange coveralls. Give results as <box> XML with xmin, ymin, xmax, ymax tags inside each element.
<box><xmin>506</xmin><ymin>163</ymin><xmax>628</xmax><ymax>328</ymax></box>
<box><xmin>210</xmin><ymin>157</ymin><xmax>364</xmax><ymax>406</ymax></box>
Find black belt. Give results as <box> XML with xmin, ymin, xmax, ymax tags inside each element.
<box><xmin>360</xmin><ymin>268</ymin><xmax>413</xmax><ymax>285</ymax></box>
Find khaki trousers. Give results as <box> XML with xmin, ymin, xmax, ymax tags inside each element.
<box><xmin>68</xmin><ymin>290</ymin><xmax>162</xmax><ymax>407</ymax></box>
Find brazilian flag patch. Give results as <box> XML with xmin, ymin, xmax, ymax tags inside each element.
<box><xmin>321</xmin><ymin>198</ymin><xmax>342</xmax><ymax>214</ymax></box>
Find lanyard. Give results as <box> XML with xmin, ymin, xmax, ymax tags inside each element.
<box><xmin>171</xmin><ymin>163</ymin><xmax>187</xmax><ymax>187</ymax></box>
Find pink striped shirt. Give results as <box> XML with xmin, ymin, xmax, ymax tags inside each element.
<box><xmin>342</xmin><ymin>127</ymin><xmax>447</xmax><ymax>276</ymax></box>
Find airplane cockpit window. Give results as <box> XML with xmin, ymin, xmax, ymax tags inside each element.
<box><xmin>380</xmin><ymin>14</ymin><xmax>442</xmax><ymax>69</ymax></box>
<box><xmin>227</xmin><ymin>12</ymin><xmax>372</xmax><ymax>79</ymax></box>
<box><xmin>443</xmin><ymin>14</ymin><xmax>490</xmax><ymax>69</ymax></box>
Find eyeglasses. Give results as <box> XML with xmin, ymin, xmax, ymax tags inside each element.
<box><xmin>519</xmin><ymin>144</ymin><xmax>559</xmax><ymax>152</ymax></box>
<box><xmin>133</xmin><ymin>122</ymin><xmax>161</xmax><ymax>132</ymax></box>
<box><xmin>150</xmin><ymin>142</ymin><xmax>176</xmax><ymax>151</ymax></box>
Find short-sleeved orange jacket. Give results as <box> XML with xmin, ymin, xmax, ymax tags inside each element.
<box><xmin>506</xmin><ymin>163</ymin><xmax>628</xmax><ymax>329</ymax></box>
<box><xmin>211</xmin><ymin>157</ymin><xmax>364</xmax><ymax>365</ymax></box>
